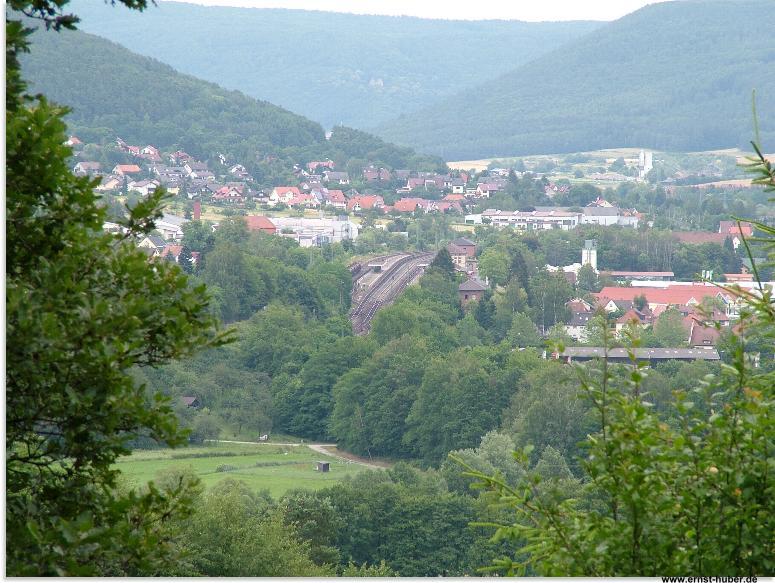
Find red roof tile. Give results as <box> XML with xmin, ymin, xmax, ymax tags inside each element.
<box><xmin>673</xmin><ymin>232</ymin><xmax>727</xmax><ymax>245</ymax></box>
<box><xmin>244</xmin><ymin>215</ymin><xmax>276</xmax><ymax>233</ymax></box>
<box><xmin>594</xmin><ymin>285</ymin><xmax>731</xmax><ymax>307</ymax></box>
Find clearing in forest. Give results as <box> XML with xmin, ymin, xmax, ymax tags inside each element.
<box><xmin>115</xmin><ymin>442</ymin><xmax>366</xmax><ymax>497</ymax></box>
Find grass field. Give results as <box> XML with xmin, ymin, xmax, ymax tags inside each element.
<box><xmin>115</xmin><ymin>442</ymin><xmax>367</xmax><ymax>498</ymax></box>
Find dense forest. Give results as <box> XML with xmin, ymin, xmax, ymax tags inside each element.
<box><xmin>141</xmin><ymin>215</ymin><xmax>760</xmax><ymax>458</ymax></box>
<box><xmin>19</xmin><ymin>23</ymin><xmax>444</xmax><ymax>172</ymax></box>
<box><xmin>124</xmin><ymin>209</ymin><xmax>773</xmax><ymax>575</ymax></box>
<box><xmin>376</xmin><ymin>0</ymin><xmax>775</xmax><ymax>159</ymax></box>
<box><xmin>68</xmin><ymin>0</ymin><xmax>600</xmax><ymax>129</ymax></box>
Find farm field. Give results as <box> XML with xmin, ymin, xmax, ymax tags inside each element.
<box><xmin>115</xmin><ymin>442</ymin><xmax>366</xmax><ymax>498</ymax></box>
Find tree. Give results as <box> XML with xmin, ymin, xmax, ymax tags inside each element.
<box><xmin>177</xmin><ymin>244</ymin><xmax>193</xmax><ymax>273</ymax></box>
<box><xmin>645</xmin><ymin>307</ymin><xmax>688</xmax><ymax>347</ymax></box>
<box><xmin>6</xmin><ymin>6</ymin><xmax>228</xmax><ymax>575</ymax></box>
<box><xmin>633</xmin><ymin>293</ymin><xmax>648</xmax><ymax>312</ymax></box>
<box><xmin>576</xmin><ymin>264</ymin><xmax>599</xmax><ymax>293</ymax></box>
<box><xmin>181</xmin><ymin>219</ymin><xmax>215</xmax><ymax>254</ymax></box>
<box><xmin>473</xmin><ymin>294</ymin><xmax>496</xmax><ymax>329</ymax></box>
<box><xmin>173</xmin><ymin>480</ymin><xmax>329</xmax><ymax>576</ymax></box>
<box><xmin>529</xmin><ymin>270</ymin><xmax>573</xmax><ymax>333</ymax></box>
<box><xmin>478</xmin><ymin>247</ymin><xmax>510</xmax><ymax>288</ymax></box>
<box><xmin>405</xmin><ymin>352</ymin><xmax>506</xmax><ymax>464</ymax></box>
<box><xmin>187</xmin><ymin>410</ymin><xmax>222</xmax><ymax>444</ymax></box>
<box><xmin>508</xmin><ymin>313</ymin><xmax>543</xmax><ymax>348</ymax></box>
<box><xmin>279</xmin><ymin>490</ymin><xmax>343</xmax><ymax>566</ymax></box>
<box><xmin>273</xmin><ymin>336</ymin><xmax>374</xmax><ymax>439</ymax></box>
<box><xmin>464</xmin><ymin>314</ymin><xmax>774</xmax><ymax>575</ymax></box>
<box><xmin>429</xmin><ymin>247</ymin><xmax>455</xmax><ymax>279</ymax></box>
<box><xmin>330</xmin><ymin>336</ymin><xmax>431</xmax><ymax>457</ymax></box>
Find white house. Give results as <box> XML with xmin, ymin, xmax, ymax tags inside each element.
<box><xmin>127</xmin><ymin>179</ymin><xmax>159</xmax><ymax>197</ymax></box>
<box><xmin>154</xmin><ymin>213</ymin><xmax>188</xmax><ymax>241</ymax></box>
<box><xmin>269</xmin><ymin>186</ymin><xmax>301</xmax><ymax>206</ymax></box>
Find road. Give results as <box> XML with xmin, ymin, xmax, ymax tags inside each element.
<box><xmin>350</xmin><ymin>251</ymin><xmax>435</xmax><ymax>335</ymax></box>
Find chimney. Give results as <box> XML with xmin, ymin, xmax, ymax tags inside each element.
<box><xmin>193</xmin><ymin>200</ymin><xmax>201</xmax><ymax>221</ymax></box>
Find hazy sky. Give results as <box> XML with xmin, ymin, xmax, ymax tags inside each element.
<box><xmin>172</xmin><ymin>0</ymin><xmax>667</xmax><ymax>21</ymax></box>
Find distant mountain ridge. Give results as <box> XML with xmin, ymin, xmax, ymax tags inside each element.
<box><xmin>19</xmin><ymin>24</ymin><xmax>445</xmax><ymax>171</ymax></box>
<box><xmin>375</xmin><ymin>0</ymin><xmax>775</xmax><ymax>159</ymax></box>
<box><xmin>66</xmin><ymin>0</ymin><xmax>601</xmax><ymax>129</ymax></box>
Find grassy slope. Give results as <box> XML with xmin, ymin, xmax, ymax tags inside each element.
<box><xmin>69</xmin><ymin>0</ymin><xmax>600</xmax><ymax>129</ymax></box>
<box><xmin>116</xmin><ymin>443</ymin><xmax>366</xmax><ymax>498</ymax></box>
<box><xmin>376</xmin><ymin>0</ymin><xmax>775</xmax><ymax>159</ymax></box>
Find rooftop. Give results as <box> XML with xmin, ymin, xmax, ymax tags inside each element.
<box><xmin>459</xmin><ymin>279</ymin><xmax>487</xmax><ymax>292</ymax></box>
<box><xmin>559</xmin><ymin>347</ymin><xmax>720</xmax><ymax>361</ymax></box>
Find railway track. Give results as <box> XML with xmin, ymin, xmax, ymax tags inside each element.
<box><xmin>350</xmin><ymin>252</ymin><xmax>434</xmax><ymax>335</ymax></box>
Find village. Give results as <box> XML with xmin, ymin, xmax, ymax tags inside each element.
<box><xmin>72</xmin><ymin>135</ymin><xmax>662</xmax><ymax>249</ymax></box>
<box><xmin>80</xmin><ymin>134</ymin><xmax>770</xmax><ymax>358</ymax></box>
<box><xmin>444</xmin><ymin>232</ymin><xmax>770</xmax><ymax>363</ymax></box>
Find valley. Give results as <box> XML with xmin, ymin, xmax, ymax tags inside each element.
<box><xmin>7</xmin><ymin>0</ymin><xmax>775</xmax><ymax>577</ymax></box>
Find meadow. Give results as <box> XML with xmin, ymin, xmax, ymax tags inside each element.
<box><xmin>115</xmin><ymin>442</ymin><xmax>366</xmax><ymax>498</ymax></box>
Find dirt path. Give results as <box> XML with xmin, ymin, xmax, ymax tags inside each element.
<box><xmin>307</xmin><ymin>444</ymin><xmax>391</xmax><ymax>470</ymax></box>
<box><xmin>206</xmin><ymin>439</ymin><xmax>390</xmax><ymax>470</ymax></box>
<box><xmin>206</xmin><ymin>439</ymin><xmax>303</xmax><ymax>446</ymax></box>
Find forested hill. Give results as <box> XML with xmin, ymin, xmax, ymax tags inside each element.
<box><xmin>20</xmin><ymin>25</ymin><xmax>324</xmax><ymax>161</ymax></box>
<box><xmin>375</xmin><ymin>0</ymin><xmax>775</xmax><ymax>160</ymax></box>
<box><xmin>67</xmin><ymin>0</ymin><xmax>600</xmax><ymax>129</ymax></box>
<box><xmin>19</xmin><ymin>24</ymin><xmax>444</xmax><ymax>169</ymax></box>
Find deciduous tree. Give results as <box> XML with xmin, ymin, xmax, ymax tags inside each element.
<box><xmin>6</xmin><ymin>6</ymin><xmax>227</xmax><ymax>574</ymax></box>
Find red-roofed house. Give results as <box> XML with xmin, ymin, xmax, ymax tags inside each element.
<box><xmin>159</xmin><ymin>244</ymin><xmax>183</xmax><ymax>262</ymax></box>
<box><xmin>244</xmin><ymin>215</ymin><xmax>277</xmax><ymax>235</ymax></box>
<box><xmin>347</xmin><ymin>195</ymin><xmax>385</xmax><ymax>212</ymax></box>
<box><xmin>73</xmin><ymin>161</ymin><xmax>102</xmax><ymax>176</ymax></box>
<box><xmin>269</xmin><ymin>186</ymin><xmax>301</xmax><ymax>206</ymax></box>
<box><xmin>725</xmin><ymin>272</ymin><xmax>754</xmax><ymax>283</ymax></box>
<box><xmin>326</xmin><ymin>189</ymin><xmax>347</xmax><ymax>210</ymax></box>
<box><xmin>288</xmin><ymin>193</ymin><xmax>321</xmax><ymax>208</ymax></box>
<box><xmin>406</xmin><ymin>177</ymin><xmax>426</xmax><ymax>190</ymax></box>
<box><xmin>127</xmin><ymin>179</ymin><xmax>159</xmax><ymax>197</ymax></box>
<box><xmin>307</xmin><ymin>160</ymin><xmax>335</xmax><ymax>172</ymax></box>
<box><xmin>112</xmin><ymin>164</ymin><xmax>142</xmax><ymax>176</ymax></box>
<box><xmin>614</xmin><ymin>309</ymin><xmax>649</xmax><ymax>336</ymax></box>
<box><xmin>140</xmin><ymin>145</ymin><xmax>161</xmax><ymax>162</ymax></box>
<box><xmin>475</xmin><ymin>183</ymin><xmax>500</xmax><ymax>198</ymax></box>
<box><xmin>443</xmin><ymin>193</ymin><xmax>466</xmax><ymax>202</ymax></box>
<box><xmin>363</xmin><ymin>167</ymin><xmax>391</xmax><ymax>182</ymax></box>
<box><xmin>567</xmin><ymin>298</ymin><xmax>593</xmax><ymax>313</ymax></box>
<box><xmin>212</xmin><ymin>185</ymin><xmax>245</xmax><ymax>204</ymax></box>
<box><xmin>689</xmin><ymin>322</ymin><xmax>721</xmax><ymax>349</ymax></box>
<box><xmin>719</xmin><ymin>221</ymin><xmax>754</xmax><ymax>238</ymax></box>
<box><xmin>169</xmin><ymin>150</ymin><xmax>192</xmax><ymax>165</ymax></box>
<box><xmin>393</xmin><ymin>197</ymin><xmax>429</xmax><ymax>213</ymax></box>
<box><xmin>594</xmin><ymin>285</ymin><xmax>733</xmax><ymax>315</ymax></box>
<box><xmin>430</xmin><ymin>201</ymin><xmax>463</xmax><ymax>214</ymax></box>
<box><xmin>673</xmin><ymin>232</ymin><xmax>728</xmax><ymax>245</ymax></box>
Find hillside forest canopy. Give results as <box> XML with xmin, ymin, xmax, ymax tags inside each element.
<box><xmin>376</xmin><ymin>0</ymin><xmax>775</xmax><ymax>159</ymax></box>
<box><xmin>67</xmin><ymin>0</ymin><xmax>600</xmax><ymax>129</ymax></box>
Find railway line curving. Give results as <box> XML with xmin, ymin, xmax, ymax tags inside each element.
<box><xmin>350</xmin><ymin>251</ymin><xmax>435</xmax><ymax>335</ymax></box>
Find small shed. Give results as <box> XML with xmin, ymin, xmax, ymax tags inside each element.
<box><xmin>181</xmin><ymin>395</ymin><xmax>201</xmax><ymax>408</ymax></box>
<box><xmin>316</xmin><ymin>461</ymin><xmax>330</xmax><ymax>473</ymax></box>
